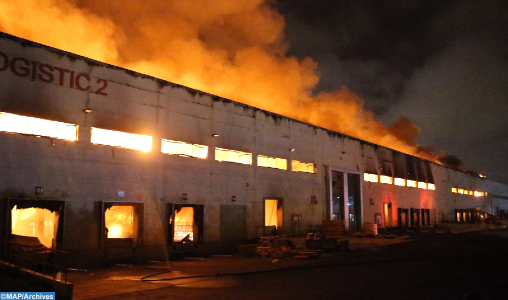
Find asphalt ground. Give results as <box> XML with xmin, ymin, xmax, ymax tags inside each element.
<box><xmin>69</xmin><ymin>229</ymin><xmax>508</xmax><ymax>300</ymax></box>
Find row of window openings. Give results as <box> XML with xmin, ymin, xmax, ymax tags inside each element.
<box><xmin>451</xmin><ymin>187</ymin><xmax>486</xmax><ymax>197</ymax></box>
<box><xmin>364</xmin><ymin>173</ymin><xmax>436</xmax><ymax>190</ymax></box>
<box><xmin>12</xmin><ymin>200</ymin><xmax>283</xmax><ymax>248</ymax></box>
<box><xmin>0</xmin><ymin>112</ymin><xmax>316</xmax><ymax>173</ymax></box>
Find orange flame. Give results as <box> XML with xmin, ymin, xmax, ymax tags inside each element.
<box><xmin>0</xmin><ymin>0</ymin><xmax>436</xmax><ymax>161</ymax></box>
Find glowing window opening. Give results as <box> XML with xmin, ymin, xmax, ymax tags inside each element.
<box><xmin>265</xmin><ymin>199</ymin><xmax>279</xmax><ymax>228</ymax></box>
<box><xmin>105</xmin><ymin>206</ymin><xmax>134</xmax><ymax>239</ymax></box>
<box><xmin>418</xmin><ymin>182</ymin><xmax>427</xmax><ymax>189</ymax></box>
<box><xmin>380</xmin><ymin>175</ymin><xmax>393</xmax><ymax>184</ymax></box>
<box><xmin>91</xmin><ymin>127</ymin><xmax>152</xmax><ymax>152</ymax></box>
<box><xmin>291</xmin><ymin>160</ymin><xmax>316</xmax><ymax>173</ymax></box>
<box><xmin>173</xmin><ymin>207</ymin><xmax>194</xmax><ymax>242</ymax></box>
<box><xmin>452</xmin><ymin>187</ymin><xmax>458</xmax><ymax>193</ymax></box>
<box><xmin>394</xmin><ymin>178</ymin><xmax>406</xmax><ymax>186</ymax></box>
<box><xmin>0</xmin><ymin>112</ymin><xmax>78</xmax><ymax>141</ymax></box>
<box><xmin>469</xmin><ymin>191</ymin><xmax>474</xmax><ymax>196</ymax></box>
<box><xmin>161</xmin><ymin>139</ymin><xmax>207</xmax><ymax>159</ymax></box>
<box><xmin>11</xmin><ymin>206</ymin><xmax>56</xmax><ymax>248</ymax></box>
<box><xmin>474</xmin><ymin>191</ymin><xmax>484</xmax><ymax>197</ymax></box>
<box><xmin>364</xmin><ymin>173</ymin><xmax>379</xmax><ymax>183</ymax></box>
<box><xmin>215</xmin><ymin>147</ymin><xmax>252</xmax><ymax>165</ymax></box>
<box><xmin>257</xmin><ymin>155</ymin><xmax>287</xmax><ymax>170</ymax></box>
<box><xmin>458</xmin><ymin>189</ymin><xmax>464</xmax><ymax>194</ymax></box>
<box><xmin>407</xmin><ymin>180</ymin><xmax>416</xmax><ymax>188</ymax></box>
<box><xmin>428</xmin><ymin>183</ymin><xmax>436</xmax><ymax>190</ymax></box>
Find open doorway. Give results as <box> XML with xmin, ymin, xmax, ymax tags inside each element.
<box><xmin>328</xmin><ymin>169</ymin><xmax>363</xmax><ymax>231</ymax></box>
<box><xmin>168</xmin><ymin>204</ymin><xmax>204</xmax><ymax>246</ymax></box>
<box><xmin>264</xmin><ymin>198</ymin><xmax>283</xmax><ymax>234</ymax></box>
<box><xmin>421</xmin><ymin>209</ymin><xmax>430</xmax><ymax>226</ymax></box>
<box><xmin>398</xmin><ymin>208</ymin><xmax>409</xmax><ymax>227</ymax></box>
<box><xmin>101</xmin><ymin>202</ymin><xmax>143</xmax><ymax>261</ymax></box>
<box><xmin>410</xmin><ymin>208</ymin><xmax>420</xmax><ymax>227</ymax></box>
<box><xmin>5</xmin><ymin>199</ymin><xmax>65</xmax><ymax>250</ymax></box>
<box><xmin>383</xmin><ymin>202</ymin><xmax>393</xmax><ymax>227</ymax></box>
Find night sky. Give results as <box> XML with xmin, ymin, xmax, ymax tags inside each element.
<box><xmin>275</xmin><ymin>0</ymin><xmax>508</xmax><ymax>184</ymax></box>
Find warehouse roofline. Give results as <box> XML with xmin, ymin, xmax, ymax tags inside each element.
<box><xmin>0</xmin><ymin>31</ymin><xmax>486</xmax><ymax>181</ymax></box>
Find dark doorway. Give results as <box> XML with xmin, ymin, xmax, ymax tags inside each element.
<box><xmin>220</xmin><ymin>205</ymin><xmax>247</xmax><ymax>245</ymax></box>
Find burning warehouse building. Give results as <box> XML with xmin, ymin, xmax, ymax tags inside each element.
<box><xmin>1</xmin><ymin>32</ymin><xmax>508</xmax><ymax>267</ymax></box>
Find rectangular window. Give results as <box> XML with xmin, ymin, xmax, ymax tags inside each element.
<box><xmin>257</xmin><ymin>155</ymin><xmax>287</xmax><ymax>170</ymax></box>
<box><xmin>418</xmin><ymin>182</ymin><xmax>427</xmax><ymax>189</ymax></box>
<box><xmin>364</xmin><ymin>173</ymin><xmax>379</xmax><ymax>183</ymax></box>
<box><xmin>394</xmin><ymin>178</ymin><xmax>406</xmax><ymax>186</ymax></box>
<box><xmin>474</xmin><ymin>191</ymin><xmax>483</xmax><ymax>197</ymax></box>
<box><xmin>105</xmin><ymin>206</ymin><xmax>134</xmax><ymax>239</ymax></box>
<box><xmin>161</xmin><ymin>139</ymin><xmax>207</xmax><ymax>159</ymax></box>
<box><xmin>215</xmin><ymin>147</ymin><xmax>252</xmax><ymax>165</ymax></box>
<box><xmin>91</xmin><ymin>127</ymin><xmax>152</xmax><ymax>152</ymax></box>
<box><xmin>0</xmin><ymin>112</ymin><xmax>78</xmax><ymax>141</ymax></box>
<box><xmin>380</xmin><ymin>175</ymin><xmax>393</xmax><ymax>184</ymax></box>
<box><xmin>291</xmin><ymin>160</ymin><xmax>316</xmax><ymax>173</ymax></box>
<box><xmin>173</xmin><ymin>206</ymin><xmax>194</xmax><ymax>242</ymax></box>
<box><xmin>452</xmin><ymin>187</ymin><xmax>458</xmax><ymax>193</ymax></box>
<box><xmin>428</xmin><ymin>183</ymin><xmax>436</xmax><ymax>190</ymax></box>
<box><xmin>458</xmin><ymin>188</ymin><xmax>464</xmax><ymax>194</ymax></box>
<box><xmin>11</xmin><ymin>206</ymin><xmax>56</xmax><ymax>248</ymax></box>
<box><xmin>407</xmin><ymin>180</ymin><xmax>416</xmax><ymax>188</ymax></box>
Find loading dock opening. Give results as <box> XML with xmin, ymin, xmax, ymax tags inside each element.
<box><xmin>384</xmin><ymin>202</ymin><xmax>393</xmax><ymax>227</ymax></box>
<box><xmin>264</xmin><ymin>199</ymin><xmax>283</xmax><ymax>228</ymax></box>
<box><xmin>101</xmin><ymin>202</ymin><xmax>143</xmax><ymax>262</ymax></box>
<box><xmin>168</xmin><ymin>204</ymin><xmax>204</xmax><ymax>247</ymax></box>
<box><xmin>4</xmin><ymin>199</ymin><xmax>65</xmax><ymax>250</ymax></box>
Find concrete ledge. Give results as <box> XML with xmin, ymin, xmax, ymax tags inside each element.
<box><xmin>0</xmin><ymin>260</ymin><xmax>73</xmax><ymax>300</ymax></box>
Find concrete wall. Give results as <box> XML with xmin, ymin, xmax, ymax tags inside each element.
<box><xmin>1</xmin><ymin>32</ymin><xmax>508</xmax><ymax>267</ymax></box>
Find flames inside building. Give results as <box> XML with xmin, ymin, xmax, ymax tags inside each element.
<box><xmin>11</xmin><ymin>206</ymin><xmax>56</xmax><ymax>248</ymax></box>
<box><xmin>105</xmin><ymin>206</ymin><xmax>134</xmax><ymax>239</ymax></box>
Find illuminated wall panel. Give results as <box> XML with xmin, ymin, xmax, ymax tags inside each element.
<box><xmin>291</xmin><ymin>160</ymin><xmax>316</xmax><ymax>173</ymax></box>
<box><xmin>161</xmin><ymin>139</ymin><xmax>207</xmax><ymax>159</ymax></box>
<box><xmin>91</xmin><ymin>127</ymin><xmax>152</xmax><ymax>152</ymax></box>
<box><xmin>380</xmin><ymin>175</ymin><xmax>393</xmax><ymax>184</ymax></box>
<box><xmin>215</xmin><ymin>147</ymin><xmax>252</xmax><ymax>165</ymax></box>
<box><xmin>257</xmin><ymin>155</ymin><xmax>287</xmax><ymax>170</ymax></box>
<box><xmin>394</xmin><ymin>178</ymin><xmax>406</xmax><ymax>186</ymax></box>
<box><xmin>364</xmin><ymin>173</ymin><xmax>379</xmax><ymax>182</ymax></box>
<box><xmin>0</xmin><ymin>112</ymin><xmax>78</xmax><ymax>141</ymax></box>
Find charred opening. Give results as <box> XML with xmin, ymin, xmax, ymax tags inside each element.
<box><xmin>4</xmin><ymin>199</ymin><xmax>65</xmax><ymax>250</ymax></box>
<box><xmin>101</xmin><ymin>202</ymin><xmax>144</xmax><ymax>262</ymax></box>
<box><xmin>168</xmin><ymin>204</ymin><xmax>204</xmax><ymax>247</ymax></box>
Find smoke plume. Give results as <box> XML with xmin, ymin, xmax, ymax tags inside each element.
<box><xmin>0</xmin><ymin>0</ymin><xmax>437</xmax><ymax>162</ymax></box>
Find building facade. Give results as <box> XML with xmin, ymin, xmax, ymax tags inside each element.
<box><xmin>1</xmin><ymin>32</ymin><xmax>507</xmax><ymax>267</ymax></box>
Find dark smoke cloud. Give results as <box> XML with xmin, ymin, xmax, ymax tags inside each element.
<box><xmin>275</xmin><ymin>0</ymin><xmax>508</xmax><ymax>184</ymax></box>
